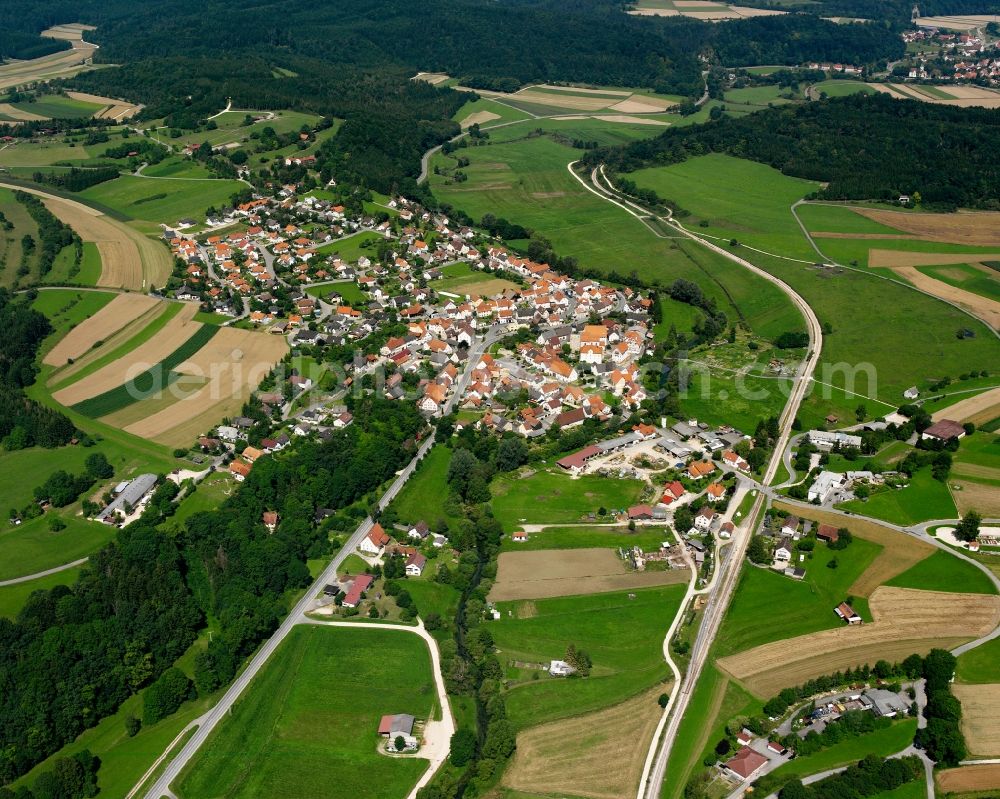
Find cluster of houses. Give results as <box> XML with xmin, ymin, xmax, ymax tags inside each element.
<box><xmin>759</xmin><ymin>514</ymin><xmax>843</xmax><ymax>580</ymax></box>
<box><xmin>804</xmin><ymin>61</ymin><xmax>863</xmax><ymax>75</ymax></box>
<box><xmin>902</xmin><ymin>27</ymin><xmax>1000</xmax><ymax>83</ymax></box>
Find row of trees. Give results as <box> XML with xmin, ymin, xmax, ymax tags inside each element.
<box><xmin>597</xmin><ymin>94</ymin><xmax>1000</xmax><ymax>209</ymax></box>
<box><xmin>0</xmin><ymin>291</ymin><xmax>76</xmax><ymax>451</ymax></box>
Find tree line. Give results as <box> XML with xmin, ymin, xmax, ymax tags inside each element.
<box><xmin>594</xmin><ymin>94</ymin><xmax>1000</xmax><ymax>209</ymax></box>
<box><xmin>0</xmin><ymin>291</ymin><xmax>76</xmax><ymax>451</ymax></box>
<box><xmin>0</xmin><ymin>396</ymin><xmax>426</xmax><ymax>786</ymax></box>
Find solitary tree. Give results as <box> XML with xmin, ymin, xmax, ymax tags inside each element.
<box><xmin>394</xmin><ymin>735</ymin><xmax>406</xmax><ymax>752</ymax></box>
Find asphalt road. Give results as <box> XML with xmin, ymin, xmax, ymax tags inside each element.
<box><xmin>576</xmin><ymin>166</ymin><xmax>826</xmax><ymax>799</ymax></box>
<box><xmin>141</xmin><ymin>329</ymin><xmax>500</xmax><ymax>798</ymax></box>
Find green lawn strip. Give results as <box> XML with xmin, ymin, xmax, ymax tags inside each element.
<box><xmin>387</xmin><ymin>444</ymin><xmax>463</xmax><ymax>529</ymax></box>
<box><xmin>761</xmin><ymin>718</ymin><xmax>917</xmax><ymax>788</ymax></box>
<box><xmin>490</xmin><ymin>466</ymin><xmax>646</xmax><ymax>530</ymax></box>
<box><xmin>79</xmin><ymin>175</ymin><xmax>244</xmax><ymax>224</ymax></box>
<box><xmin>192</xmin><ymin>310</ymin><xmax>231</xmax><ymax>325</ymax></box>
<box><xmin>885</xmin><ymin>549</ymin><xmax>997</xmax><ymax>595</ymax></box>
<box><xmin>77</xmin><ymin>242</ymin><xmax>103</xmax><ymax>284</ymax></box>
<box><xmin>176</xmin><ymin>625</ymin><xmax>434</xmax><ymax>799</ymax></box>
<box><xmin>836</xmin><ymin>469</ymin><xmax>956</xmax><ymax>526</ymax></box>
<box><xmin>71</xmin><ymin>323</ymin><xmax>218</xmax><ymax>417</ymax></box>
<box><xmin>488</xmin><ymin>584</ymin><xmax>686</xmax><ymax>730</ymax></box>
<box><xmin>500</xmin><ymin>525</ymin><xmax>671</xmax><ymax>552</ymax></box>
<box><xmin>50</xmin><ymin>301</ymin><xmax>183</xmax><ymax>390</ymax></box>
<box><xmin>659</xmin><ymin>666</ymin><xmax>729</xmax><ymax>799</ymax></box>
<box><xmin>714</xmin><ymin>538</ymin><xmax>882</xmax><ymax>658</ymax></box>
<box><xmin>0</xmin><ymin>566</ymin><xmax>82</xmax><ymax>619</ymax></box>
<box><xmin>955</xmin><ymin>636</ymin><xmax>1000</xmax><ymax>683</ymax></box>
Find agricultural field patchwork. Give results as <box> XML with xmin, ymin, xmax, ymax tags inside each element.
<box><xmin>46</xmin><ymin>300</ymin><xmax>287</xmax><ymax>447</ymax></box>
<box><xmin>621</xmin><ymin>156</ymin><xmax>1000</xmax><ymax>407</ymax></box>
<box><xmin>716</xmin><ymin>586</ymin><xmax>1000</xmax><ymax>697</ymax></box>
<box><xmin>430</xmin><ymin>134</ymin><xmax>804</xmax><ymax>343</ymax></box>
<box><xmin>628</xmin><ymin>0</ymin><xmax>785</xmax><ymax>21</ymax></box>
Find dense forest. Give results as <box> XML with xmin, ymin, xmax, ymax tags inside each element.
<box><xmin>0</xmin><ymin>396</ymin><xmax>425</xmax><ymax>785</ymax></box>
<box><xmin>2</xmin><ymin>0</ymin><xmax>908</xmax><ymax>191</ymax></box>
<box><xmin>0</xmin><ymin>291</ymin><xmax>76</xmax><ymax>450</ymax></box>
<box><xmin>595</xmin><ymin>93</ymin><xmax>1000</xmax><ymax>208</ymax></box>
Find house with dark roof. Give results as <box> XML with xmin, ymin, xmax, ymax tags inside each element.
<box><xmin>922</xmin><ymin>419</ymin><xmax>966</xmax><ymax>442</ymax></box>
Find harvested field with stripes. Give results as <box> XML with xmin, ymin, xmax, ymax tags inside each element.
<box><xmin>0</xmin><ymin>25</ymin><xmax>98</xmax><ymax>92</ymax></box>
<box><xmin>121</xmin><ymin>328</ymin><xmax>287</xmax><ymax>446</ymax></box>
<box><xmin>43</xmin><ymin>293</ymin><xmax>159</xmax><ymax>366</ymax></box>
<box><xmin>0</xmin><ymin>182</ymin><xmax>173</xmax><ymax>290</ymax></box>
<box><xmin>870</xmin><ymin>82</ymin><xmax>1000</xmax><ymax>108</ymax></box>
<box><xmin>937</xmin><ymin>763</ymin><xmax>1000</xmax><ymax>792</ymax></box>
<box><xmin>854</xmin><ymin>209</ymin><xmax>1000</xmax><ymax>247</ymax></box>
<box><xmin>716</xmin><ymin>586</ymin><xmax>1000</xmax><ymax>697</ymax></box>
<box><xmin>52</xmin><ymin>303</ymin><xmax>200</xmax><ymax>406</ymax></box>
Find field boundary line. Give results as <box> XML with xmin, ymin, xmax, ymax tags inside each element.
<box><xmin>791</xmin><ymin>200</ymin><xmax>1000</xmax><ymax>342</ymax></box>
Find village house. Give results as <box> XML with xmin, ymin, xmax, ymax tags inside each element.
<box><xmin>360</xmin><ymin>523</ymin><xmax>391</xmax><ymax>556</ymax></box>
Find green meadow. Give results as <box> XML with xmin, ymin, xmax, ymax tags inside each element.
<box><xmin>885</xmin><ymin>549</ymin><xmax>997</xmax><ymax>595</ymax></box>
<box><xmin>176</xmin><ymin>625</ymin><xmax>435</xmax><ymax>799</ymax></box>
<box><xmin>305</xmin><ymin>280</ymin><xmax>367</xmax><ymax>305</ymax></box>
<box><xmin>837</xmin><ymin>469</ymin><xmax>956</xmax><ymax>526</ymax></box>
<box><xmin>487</xmin><ymin>585</ymin><xmax>687</xmax><ymax>729</ymax></box>
<box><xmin>429</xmin><ymin>134</ymin><xmax>804</xmax><ymax>341</ymax></box>
<box><xmin>80</xmin><ymin>175</ymin><xmax>244</xmax><ymax>224</ymax></box>
<box><xmin>716</xmin><ymin>537</ymin><xmax>882</xmax><ymax>658</ymax></box>
<box><xmin>490</xmin><ymin>466</ymin><xmax>646</xmax><ymax>529</ymax></box>
<box><xmin>955</xmin><ymin>636</ymin><xmax>1000</xmax><ymax>683</ymax></box>
<box><xmin>315</xmin><ymin>230</ymin><xmax>383</xmax><ymax>262</ymax></box>
<box><xmin>0</xmin><ymin>566</ymin><xmax>83</xmax><ymax>619</ymax></box>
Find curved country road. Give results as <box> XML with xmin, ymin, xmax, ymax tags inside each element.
<box><xmin>565</xmin><ymin>160</ymin><xmax>824</xmax><ymax>799</ymax></box>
